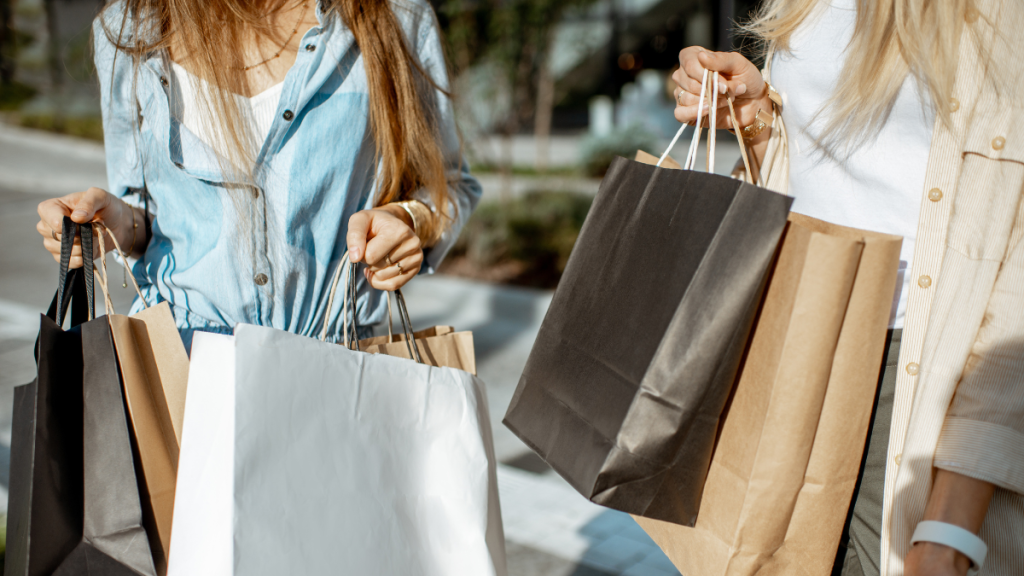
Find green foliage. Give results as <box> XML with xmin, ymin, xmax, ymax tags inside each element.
<box><xmin>435</xmin><ymin>0</ymin><xmax>601</xmax><ymax>133</ymax></box>
<box><xmin>0</xmin><ymin>81</ymin><xmax>37</xmax><ymax>110</ymax></box>
<box><xmin>448</xmin><ymin>191</ymin><xmax>593</xmax><ymax>287</ymax></box>
<box><xmin>579</xmin><ymin>124</ymin><xmax>659</xmax><ymax>177</ymax></box>
<box><xmin>15</xmin><ymin>113</ymin><xmax>104</xmax><ymax>141</ymax></box>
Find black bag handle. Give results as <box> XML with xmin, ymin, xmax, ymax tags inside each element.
<box><xmin>51</xmin><ymin>217</ymin><xmax>95</xmax><ymax>327</ymax></box>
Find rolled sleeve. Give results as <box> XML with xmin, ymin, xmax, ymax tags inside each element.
<box><xmin>935</xmin><ymin>184</ymin><xmax>1024</xmax><ymax>495</ymax></box>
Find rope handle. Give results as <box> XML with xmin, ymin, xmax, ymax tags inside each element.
<box><xmin>658</xmin><ymin>69</ymin><xmax>754</xmax><ymax>184</ymax></box>
<box><xmin>91</xmin><ymin>222</ymin><xmax>148</xmax><ymax>316</ymax></box>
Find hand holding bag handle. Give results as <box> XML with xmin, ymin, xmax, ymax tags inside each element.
<box><xmin>320</xmin><ymin>254</ymin><xmax>423</xmax><ymax>363</ymax></box>
<box><xmin>50</xmin><ymin>216</ymin><xmax>96</xmax><ymax>328</ymax></box>
<box><xmin>658</xmin><ymin>69</ymin><xmax>754</xmax><ymax>183</ymax></box>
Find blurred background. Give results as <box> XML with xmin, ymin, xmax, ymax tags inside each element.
<box><xmin>0</xmin><ymin>0</ymin><xmax>756</xmax><ymax>573</ymax></box>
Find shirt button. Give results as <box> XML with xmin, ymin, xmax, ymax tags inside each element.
<box><xmin>928</xmin><ymin>188</ymin><xmax>943</xmax><ymax>202</ymax></box>
<box><xmin>305</xmin><ymin>44</ymin><xmax>316</xmax><ymax>52</ymax></box>
<box><xmin>895</xmin><ymin>453</ymin><xmax>902</xmax><ymax>465</ymax></box>
<box><xmin>160</xmin><ymin>76</ymin><xmax>169</xmax><ymax>86</ymax></box>
<box><xmin>992</xmin><ymin>136</ymin><xmax>1005</xmax><ymax>150</ymax></box>
<box><xmin>282</xmin><ymin>110</ymin><xmax>294</xmax><ymax>121</ymax></box>
<box><xmin>918</xmin><ymin>275</ymin><xmax>932</xmax><ymax>288</ymax></box>
<box><xmin>949</xmin><ymin>97</ymin><xmax>959</xmax><ymax>112</ymax></box>
<box><xmin>254</xmin><ymin>273</ymin><xmax>268</xmax><ymax>286</ymax></box>
<box><xmin>906</xmin><ymin>362</ymin><xmax>920</xmax><ymax>376</ymax></box>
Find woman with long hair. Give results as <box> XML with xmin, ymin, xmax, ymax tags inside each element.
<box><xmin>673</xmin><ymin>1</ymin><xmax>1023</xmax><ymax>575</ymax></box>
<box><xmin>35</xmin><ymin>0</ymin><xmax>478</xmax><ymax>348</ymax></box>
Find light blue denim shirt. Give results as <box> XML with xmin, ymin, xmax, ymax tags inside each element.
<box><xmin>93</xmin><ymin>0</ymin><xmax>481</xmax><ymax>348</ymax></box>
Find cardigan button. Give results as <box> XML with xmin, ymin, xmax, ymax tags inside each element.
<box><xmin>992</xmin><ymin>136</ymin><xmax>1005</xmax><ymax>150</ymax></box>
<box><xmin>928</xmin><ymin>188</ymin><xmax>943</xmax><ymax>202</ymax></box>
<box><xmin>949</xmin><ymin>97</ymin><xmax>959</xmax><ymax>112</ymax></box>
<box><xmin>283</xmin><ymin>110</ymin><xmax>294</xmax><ymax>121</ymax></box>
<box><xmin>918</xmin><ymin>275</ymin><xmax>932</xmax><ymax>289</ymax></box>
<box><xmin>894</xmin><ymin>453</ymin><xmax>902</xmax><ymax>465</ymax></box>
<box><xmin>906</xmin><ymin>362</ymin><xmax>920</xmax><ymax>376</ymax></box>
<box><xmin>254</xmin><ymin>273</ymin><xmax>269</xmax><ymax>286</ymax></box>
<box><xmin>965</xmin><ymin>7</ymin><xmax>980</xmax><ymax>23</ymax></box>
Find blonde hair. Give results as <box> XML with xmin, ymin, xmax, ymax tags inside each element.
<box><xmin>745</xmin><ymin>0</ymin><xmax>980</xmax><ymax>153</ymax></box>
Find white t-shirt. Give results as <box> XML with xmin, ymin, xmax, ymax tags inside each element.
<box><xmin>770</xmin><ymin>0</ymin><xmax>935</xmax><ymax>328</ymax></box>
<box><xmin>171</xmin><ymin>61</ymin><xmax>284</xmax><ymax>158</ymax></box>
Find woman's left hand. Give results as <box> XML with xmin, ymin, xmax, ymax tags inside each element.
<box><xmin>346</xmin><ymin>206</ymin><xmax>423</xmax><ymax>291</ymax></box>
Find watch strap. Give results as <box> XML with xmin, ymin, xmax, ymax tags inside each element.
<box><xmin>911</xmin><ymin>520</ymin><xmax>987</xmax><ymax>570</ymax></box>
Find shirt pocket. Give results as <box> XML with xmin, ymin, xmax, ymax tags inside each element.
<box><xmin>947</xmin><ymin>107</ymin><xmax>1024</xmax><ymax>262</ymax></box>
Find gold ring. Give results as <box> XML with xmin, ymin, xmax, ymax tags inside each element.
<box><xmin>385</xmin><ymin>255</ymin><xmax>393</xmax><ymax>267</ymax></box>
<box><xmin>676</xmin><ymin>90</ymin><xmax>685</xmax><ymax>106</ymax></box>
<box><xmin>396</xmin><ymin>261</ymin><xmax>404</xmax><ymax>275</ymax></box>
<box><xmin>52</xmin><ymin>229</ymin><xmax>58</xmax><ymax>241</ymax></box>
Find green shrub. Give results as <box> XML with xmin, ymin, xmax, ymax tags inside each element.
<box><xmin>578</xmin><ymin>124</ymin><xmax>658</xmax><ymax>177</ymax></box>
<box><xmin>0</xmin><ymin>82</ymin><xmax>37</xmax><ymax>111</ymax></box>
<box><xmin>16</xmin><ymin>114</ymin><xmax>104</xmax><ymax>142</ymax></box>
<box><xmin>446</xmin><ymin>191</ymin><xmax>594</xmax><ymax>288</ymax></box>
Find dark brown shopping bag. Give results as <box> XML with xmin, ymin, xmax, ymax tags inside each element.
<box><xmin>635</xmin><ymin>212</ymin><xmax>902</xmax><ymax>576</ymax></box>
<box><xmin>503</xmin><ymin>74</ymin><xmax>793</xmax><ymax>527</ymax></box>
<box><xmin>6</xmin><ymin>219</ymin><xmax>157</xmax><ymax>576</ymax></box>
<box><xmin>93</xmin><ymin>230</ymin><xmax>189</xmax><ymax>576</ymax></box>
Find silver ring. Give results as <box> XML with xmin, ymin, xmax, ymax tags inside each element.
<box><xmin>52</xmin><ymin>229</ymin><xmax>58</xmax><ymax>241</ymax></box>
<box><xmin>385</xmin><ymin>255</ymin><xmax>393</xmax><ymax>267</ymax></box>
<box><xmin>676</xmin><ymin>90</ymin><xmax>685</xmax><ymax>106</ymax></box>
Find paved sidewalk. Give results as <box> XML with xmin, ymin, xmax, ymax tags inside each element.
<box><xmin>0</xmin><ymin>123</ymin><xmax>681</xmax><ymax>575</ymax></box>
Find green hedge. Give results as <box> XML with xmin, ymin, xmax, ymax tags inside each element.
<box><xmin>446</xmin><ymin>191</ymin><xmax>594</xmax><ymax>288</ymax></box>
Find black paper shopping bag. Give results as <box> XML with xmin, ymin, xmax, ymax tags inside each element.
<box><xmin>6</xmin><ymin>219</ymin><xmax>157</xmax><ymax>576</ymax></box>
<box><xmin>504</xmin><ymin>110</ymin><xmax>793</xmax><ymax>526</ymax></box>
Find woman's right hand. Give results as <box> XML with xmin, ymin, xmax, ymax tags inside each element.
<box><xmin>36</xmin><ymin>187</ymin><xmax>137</xmax><ymax>269</ymax></box>
<box><xmin>672</xmin><ymin>47</ymin><xmax>770</xmax><ymax>132</ymax></box>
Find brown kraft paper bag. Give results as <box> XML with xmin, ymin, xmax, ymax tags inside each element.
<box><xmin>626</xmin><ymin>175</ymin><xmax>902</xmax><ymax>576</ymax></box>
<box><xmin>95</xmin><ymin>238</ymin><xmax>190</xmax><ymax>576</ymax></box>
<box><xmin>359</xmin><ymin>325</ymin><xmax>476</xmax><ymax>375</ymax></box>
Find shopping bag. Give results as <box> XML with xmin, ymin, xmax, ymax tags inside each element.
<box><xmin>357</xmin><ymin>292</ymin><xmax>476</xmax><ymax>374</ymax></box>
<box><xmin>633</xmin><ymin>188</ymin><xmax>903</xmax><ymax>573</ymax></box>
<box><xmin>6</xmin><ymin>219</ymin><xmax>157</xmax><ymax>576</ymax></box>
<box><xmin>95</xmin><ymin>231</ymin><xmax>190</xmax><ymax>576</ymax></box>
<box><xmin>168</xmin><ymin>258</ymin><xmax>506</xmax><ymax>576</ymax></box>
<box><xmin>503</xmin><ymin>70</ymin><xmax>793</xmax><ymax>526</ymax></box>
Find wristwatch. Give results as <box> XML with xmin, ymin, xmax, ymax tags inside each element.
<box><xmin>740</xmin><ymin>83</ymin><xmax>782</xmax><ymax>140</ymax></box>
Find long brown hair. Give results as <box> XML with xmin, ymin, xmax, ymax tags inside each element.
<box><xmin>100</xmin><ymin>0</ymin><xmax>453</xmax><ymax>239</ymax></box>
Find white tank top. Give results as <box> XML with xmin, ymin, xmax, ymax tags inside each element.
<box><xmin>770</xmin><ymin>0</ymin><xmax>935</xmax><ymax>329</ymax></box>
<box><xmin>170</xmin><ymin>61</ymin><xmax>284</xmax><ymax>159</ymax></box>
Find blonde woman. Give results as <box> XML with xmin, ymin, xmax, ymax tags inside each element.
<box><xmin>34</xmin><ymin>0</ymin><xmax>478</xmax><ymax>348</ymax></box>
<box><xmin>673</xmin><ymin>1</ymin><xmax>1023</xmax><ymax>575</ymax></box>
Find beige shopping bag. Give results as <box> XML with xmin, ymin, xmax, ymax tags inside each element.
<box><xmin>626</xmin><ymin>196</ymin><xmax>903</xmax><ymax>574</ymax></box>
<box><xmin>95</xmin><ymin>232</ymin><xmax>190</xmax><ymax>576</ymax></box>
<box><xmin>359</xmin><ymin>325</ymin><xmax>476</xmax><ymax>375</ymax></box>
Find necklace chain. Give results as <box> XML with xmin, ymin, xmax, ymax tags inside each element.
<box><xmin>235</xmin><ymin>0</ymin><xmax>309</xmax><ymax>72</ymax></box>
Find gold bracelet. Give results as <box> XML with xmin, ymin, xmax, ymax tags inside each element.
<box><xmin>396</xmin><ymin>200</ymin><xmax>437</xmax><ymax>247</ymax></box>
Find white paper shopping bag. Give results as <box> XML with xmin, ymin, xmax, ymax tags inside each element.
<box><xmin>168</xmin><ymin>325</ymin><xmax>506</xmax><ymax>576</ymax></box>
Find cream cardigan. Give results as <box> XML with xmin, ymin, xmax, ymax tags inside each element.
<box><xmin>747</xmin><ymin>0</ymin><xmax>1024</xmax><ymax>573</ymax></box>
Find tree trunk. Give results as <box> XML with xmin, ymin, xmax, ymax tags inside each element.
<box><xmin>43</xmin><ymin>0</ymin><xmax>61</xmax><ymax>90</ymax></box>
<box><xmin>0</xmin><ymin>0</ymin><xmax>14</xmax><ymax>85</ymax></box>
<box><xmin>533</xmin><ymin>51</ymin><xmax>554</xmax><ymax>173</ymax></box>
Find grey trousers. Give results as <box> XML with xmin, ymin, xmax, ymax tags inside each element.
<box><xmin>832</xmin><ymin>329</ymin><xmax>901</xmax><ymax>576</ymax></box>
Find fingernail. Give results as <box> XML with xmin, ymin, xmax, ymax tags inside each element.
<box><xmin>350</xmin><ymin>250</ymin><xmax>360</xmax><ymax>262</ymax></box>
<box><xmin>72</xmin><ymin>210</ymin><xmax>88</xmax><ymax>221</ymax></box>
<box><xmin>719</xmin><ymin>82</ymin><xmax>727</xmax><ymax>94</ymax></box>
<box><xmin>737</xmin><ymin>83</ymin><xmax>747</xmax><ymax>95</ymax></box>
